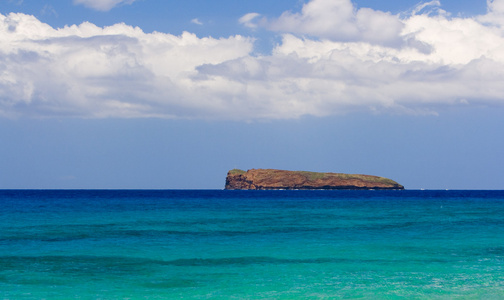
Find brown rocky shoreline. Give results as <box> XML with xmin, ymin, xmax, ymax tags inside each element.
<box><xmin>225</xmin><ymin>169</ymin><xmax>404</xmax><ymax>190</ymax></box>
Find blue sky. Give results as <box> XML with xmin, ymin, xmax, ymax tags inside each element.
<box><xmin>0</xmin><ymin>0</ymin><xmax>503</xmax><ymax>189</ymax></box>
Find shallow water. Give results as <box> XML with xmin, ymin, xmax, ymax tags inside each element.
<box><xmin>1</xmin><ymin>190</ymin><xmax>504</xmax><ymax>299</ymax></box>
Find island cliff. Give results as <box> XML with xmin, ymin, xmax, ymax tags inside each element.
<box><xmin>225</xmin><ymin>169</ymin><xmax>404</xmax><ymax>190</ymax></box>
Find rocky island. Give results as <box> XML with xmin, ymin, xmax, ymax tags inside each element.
<box><xmin>225</xmin><ymin>169</ymin><xmax>404</xmax><ymax>190</ymax></box>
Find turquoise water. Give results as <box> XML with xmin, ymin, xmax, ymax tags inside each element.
<box><xmin>1</xmin><ymin>190</ymin><xmax>504</xmax><ymax>299</ymax></box>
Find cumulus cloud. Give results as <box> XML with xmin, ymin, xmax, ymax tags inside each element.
<box><xmin>479</xmin><ymin>0</ymin><xmax>504</xmax><ymax>26</ymax></box>
<box><xmin>73</xmin><ymin>0</ymin><xmax>136</xmax><ymax>11</ymax></box>
<box><xmin>488</xmin><ymin>0</ymin><xmax>504</xmax><ymax>13</ymax></box>
<box><xmin>1</xmin><ymin>0</ymin><xmax>504</xmax><ymax>120</ymax></box>
<box><xmin>247</xmin><ymin>0</ymin><xmax>404</xmax><ymax>46</ymax></box>
<box><xmin>0</xmin><ymin>13</ymin><xmax>253</xmax><ymax>118</ymax></box>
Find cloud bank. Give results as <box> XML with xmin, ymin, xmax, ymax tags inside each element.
<box><xmin>1</xmin><ymin>0</ymin><xmax>504</xmax><ymax>120</ymax></box>
<box><xmin>266</xmin><ymin>0</ymin><xmax>404</xmax><ymax>46</ymax></box>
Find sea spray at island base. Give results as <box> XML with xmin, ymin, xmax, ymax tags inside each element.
<box><xmin>0</xmin><ymin>190</ymin><xmax>503</xmax><ymax>298</ymax></box>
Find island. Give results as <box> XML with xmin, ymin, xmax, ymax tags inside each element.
<box><xmin>225</xmin><ymin>169</ymin><xmax>404</xmax><ymax>190</ymax></box>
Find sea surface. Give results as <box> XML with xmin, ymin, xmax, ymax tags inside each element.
<box><xmin>1</xmin><ymin>190</ymin><xmax>504</xmax><ymax>299</ymax></box>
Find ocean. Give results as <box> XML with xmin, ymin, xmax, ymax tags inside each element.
<box><xmin>1</xmin><ymin>189</ymin><xmax>504</xmax><ymax>299</ymax></box>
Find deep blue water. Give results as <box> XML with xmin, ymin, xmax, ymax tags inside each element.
<box><xmin>1</xmin><ymin>190</ymin><xmax>504</xmax><ymax>299</ymax></box>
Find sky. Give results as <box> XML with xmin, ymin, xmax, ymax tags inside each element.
<box><xmin>0</xmin><ymin>0</ymin><xmax>503</xmax><ymax>189</ymax></box>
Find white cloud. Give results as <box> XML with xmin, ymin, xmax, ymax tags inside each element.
<box><xmin>239</xmin><ymin>13</ymin><xmax>262</xmax><ymax>29</ymax></box>
<box><xmin>191</xmin><ymin>18</ymin><xmax>203</xmax><ymax>25</ymax></box>
<box><xmin>479</xmin><ymin>0</ymin><xmax>504</xmax><ymax>26</ymax></box>
<box><xmin>409</xmin><ymin>1</ymin><xmax>444</xmax><ymax>16</ymax></box>
<box><xmin>2</xmin><ymin>0</ymin><xmax>504</xmax><ymax>120</ymax></box>
<box><xmin>73</xmin><ymin>0</ymin><xmax>136</xmax><ymax>11</ymax></box>
<box><xmin>488</xmin><ymin>0</ymin><xmax>504</xmax><ymax>13</ymax></box>
<box><xmin>41</xmin><ymin>5</ymin><xmax>58</xmax><ymax>17</ymax></box>
<box><xmin>247</xmin><ymin>0</ymin><xmax>404</xmax><ymax>46</ymax></box>
<box><xmin>0</xmin><ymin>12</ymin><xmax>253</xmax><ymax>118</ymax></box>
